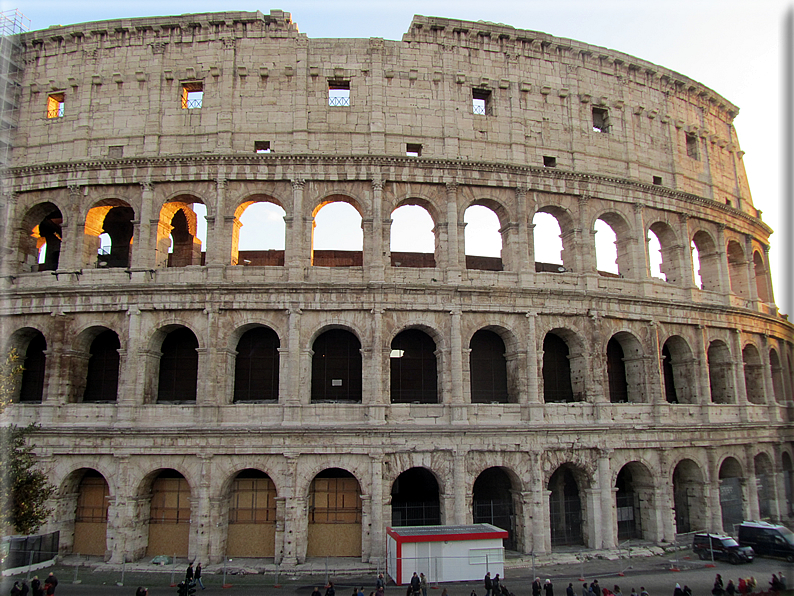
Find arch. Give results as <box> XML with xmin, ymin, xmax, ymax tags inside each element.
<box><xmin>718</xmin><ymin>457</ymin><xmax>744</xmax><ymax>533</ymax></box>
<box><xmin>23</xmin><ymin>205</ymin><xmax>63</xmax><ymax>272</ymax></box>
<box><xmin>648</xmin><ymin>221</ymin><xmax>682</xmax><ymax>284</ymax></box>
<box><xmin>534</xmin><ymin>205</ymin><xmax>576</xmax><ymax>272</ymax></box>
<box><xmin>594</xmin><ymin>211</ymin><xmax>632</xmax><ymax>277</ymax></box>
<box><xmin>607</xmin><ymin>332</ymin><xmax>645</xmax><ymax>403</ymax></box>
<box><xmin>84</xmin><ymin>200</ymin><xmax>134</xmax><ymax>269</ymax></box>
<box><xmin>19</xmin><ymin>330</ymin><xmax>47</xmax><ymax>402</ymax></box>
<box><xmin>754</xmin><ymin>452</ymin><xmax>775</xmax><ymax>520</ymax></box>
<box><xmin>390</xmin><ymin>203</ymin><xmax>436</xmax><ymax>268</ymax></box>
<box><xmin>672</xmin><ymin>459</ymin><xmax>707</xmax><ymax>533</ymax></box>
<box><xmin>71</xmin><ymin>469</ymin><xmax>110</xmax><ymax>556</ymax></box>
<box><xmin>83</xmin><ymin>329</ymin><xmax>121</xmax><ymax>402</ymax></box>
<box><xmin>769</xmin><ymin>348</ymin><xmax>785</xmax><ymax>404</ymax></box>
<box><xmin>742</xmin><ymin>343</ymin><xmax>765</xmax><ymax>404</ymax></box>
<box><xmin>226</xmin><ymin>468</ymin><xmax>277</xmax><ymax>557</ymax></box>
<box><xmin>615</xmin><ymin>462</ymin><xmax>656</xmax><ymax>541</ymax></box>
<box><xmin>542</xmin><ymin>330</ymin><xmax>585</xmax><ymax>403</ymax></box>
<box><xmin>391</xmin><ymin>467</ymin><xmax>441</xmax><ymax>526</ymax></box>
<box><xmin>548</xmin><ymin>464</ymin><xmax>587</xmax><ymax>547</ymax></box>
<box><xmin>691</xmin><ymin>230</ymin><xmax>721</xmax><ymax>291</ymax></box>
<box><xmin>390</xmin><ymin>328</ymin><xmax>438</xmax><ymax>404</ymax></box>
<box><xmin>469</xmin><ymin>329</ymin><xmax>509</xmax><ymax>404</ymax></box>
<box><xmin>157</xmin><ymin>327</ymin><xmax>199</xmax><ymax>402</ymax></box>
<box><xmin>155</xmin><ymin>197</ymin><xmax>206</xmax><ymax>268</ymax></box>
<box><xmin>312</xmin><ymin>198</ymin><xmax>363</xmax><ymax>267</ymax></box>
<box><xmin>726</xmin><ymin>240</ymin><xmax>750</xmax><ymax>299</ymax></box>
<box><xmin>707</xmin><ymin>340</ymin><xmax>733</xmax><ymax>404</ymax></box>
<box><xmin>661</xmin><ymin>336</ymin><xmax>697</xmax><ymax>404</ymax></box>
<box><xmin>232</xmin><ymin>197</ymin><xmax>286</xmax><ymax>266</ymax></box>
<box><xmin>464</xmin><ymin>204</ymin><xmax>503</xmax><ymax>271</ymax></box>
<box><xmin>233</xmin><ymin>326</ymin><xmax>280</xmax><ymax>402</ymax></box>
<box><xmin>473</xmin><ymin>467</ymin><xmax>517</xmax><ymax>550</ymax></box>
<box><xmin>307</xmin><ymin>468</ymin><xmax>362</xmax><ymax>557</ymax></box>
<box><xmin>753</xmin><ymin>251</ymin><xmax>772</xmax><ymax>303</ymax></box>
<box><xmin>147</xmin><ymin>469</ymin><xmax>191</xmax><ymax>557</ymax></box>
<box><xmin>311</xmin><ymin>329</ymin><xmax>362</xmax><ymax>402</ymax></box>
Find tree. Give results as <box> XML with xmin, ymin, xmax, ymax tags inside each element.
<box><xmin>1</xmin><ymin>349</ymin><xmax>55</xmax><ymax>535</ymax></box>
<box><xmin>1</xmin><ymin>424</ymin><xmax>55</xmax><ymax>535</ymax></box>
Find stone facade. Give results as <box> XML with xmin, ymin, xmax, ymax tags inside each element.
<box><xmin>1</xmin><ymin>10</ymin><xmax>793</xmax><ymax>567</ymax></box>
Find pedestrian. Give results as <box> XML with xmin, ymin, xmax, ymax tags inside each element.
<box><xmin>533</xmin><ymin>578</ymin><xmax>543</xmax><ymax>596</ymax></box>
<box><xmin>674</xmin><ymin>584</ymin><xmax>683</xmax><ymax>596</ymax></box>
<box><xmin>312</xmin><ymin>587</ymin><xmax>323</xmax><ymax>596</ymax></box>
<box><xmin>567</xmin><ymin>584</ymin><xmax>575</xmax><ymax>596</ymax></box>
<box><xmin>135</xmin><ymin>588</ymin><xmax>148</xmax><ymax>596</ymax></box>
<box><xmin>411</xmin><ymin>572</ymin><xmax>421</xmax><ymax>596</ymax></box>
<box><xmin>326</xmin><ymin>581</ymin><xmax>336</xmax><ymax>596</ymax></box>
<box><xmin>770</xmin><ymin>575</ymin><xmax>782</xmax><ymax>591</ymax></box>
<box><xmin>583</xmin><ymin>584</ymin><xmax>590</xmax><ymax>596</ymax></box>
<box><xmin>186</xmin><ymin>563</ymin><xmax>194</xmax><ymax>583</ymax></box>
<box><xmin>492</xmin><ymin>573</ymin><xmax>501</xmax><ymax>596</ymax></box>
<box><xmin>683</xmin><ymin>587</ymin><xmax>692</xmax><ymax>596</ymax></box>
<box><xmin>779</xmin><ymin>572</ymin><xmax>787</xmax><ymax>589</ymax></box>
<box><xmin>544</xmin><ymin>579</ymin><xmax>554</xmax><ymax>596</ymax></box>
<box><xmin>712</xmin><ymin>575</ymin><xmax>724</xmax><ymax>596</ymax></box>
<box><xmin>420</xmin><ymin>573</ymin><xmax>428</xmax><ymax>596</ymax></box>
<box><xmin>726</xmin><ymin>580</ymin><xmax>736</xmax><ymax>596</ymax></box>
<box><xmin>11</xmin><ymin>582</ymin><xmax>22</xmax><ymax>596</ymax></box>
<box><xmin>43</xmin><ymin>572</ymin><xmax>58</xmax><ymax>596</ymax></box>
<box><xmin>630</xmin><ymin>589</ymin><xmax>638</xmax><ymax>596</ymax></box>
<box><xmin>441</xmin><ymin>590</ymin><xmax>447</xmax><ymax>596</ymax></box>
<box><xmin>640</xmin><ymin>587</ymin><xmax>649</xmax><ymax>596</ymax></box>
<box><xmin>613</xmin><ymin>586</ymin><xmax>622</xmax><ymax>596</ymax></box>
<box><xmin>377</xmin><ymin>573</ymin><xmax>387</xmax><ymax>593</ymax></box>
<box><xmin>196</xmin><ymin>562</ymin><xmax>205</xmax><ymax>590</ymax></box>
<box><xmin>19</xmin><ymin>581</ymin><xmax>29</xmax><ymax>596</ymax></box>
<box><xmin>359</xmin><ymin>587</ymin><xmax>366</xmax><ymax>596</ymax></box>
<box><xmin>31</xmin><ymin>577</ymin><xmax>43</xmax><ymax>596</ymax></box>
<box><xmin>485</xmin><ymin>571</ymin><xmax>493</xmax><ymax>596</ymax></box>
<box><xmin>591</xmin><ymin>581</ymin><xmax>602</xmax><ymax>596</ymax></box>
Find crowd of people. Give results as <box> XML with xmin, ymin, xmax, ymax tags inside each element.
<box><xmin>9</xmin><ymin>572</ymin><xmax>58</xmax><ymax>596</ymax></box>
<box><xmin>711</xmin><ymin>572</ymin><xmax>787</xmax><ymax>595</ymax></box>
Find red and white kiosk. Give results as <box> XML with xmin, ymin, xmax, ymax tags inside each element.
<box><xmin>386</xmin><ymin>524</ymin><xmax>508</xmax><ymax>585</ymax></box>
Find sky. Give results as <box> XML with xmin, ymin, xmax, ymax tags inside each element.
<box><xmin>10</xmin><ymin>0</ymin><xmax>793</xmax><ymax>313</ymax></box>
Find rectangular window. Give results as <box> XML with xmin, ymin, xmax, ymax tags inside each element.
<box><xmin>255</xmin><ymin>141</ymin><xmax>271</xmax><ymax>153</ymax></box>
<box><xmin>686</xmin><ymin>132</ymin><xmax>699</xmax><ymax>159</ymax></box>
<box><xmin>47</xmin><ymin>92</ymin><xmax>64</xmax><ymax>118</ymax></box>
<box><xmin>543</xmin><ymin>155</ymin><xmax>557</xmax><ymax>168</ymax></box>
<box><xmin>406</xmin><ymin>143</ymin><xmax>422</xmax><ymax>157</ymax></box>
<box><xmin>181</xmin><ymin>82</ymin><xmax>203</xmax><ymax>109</ymax></box>
<box><xmin>328</xmin><ymin>80</ymin><xmax>350</xmax><ymax>107</ymax></box>
<box><xmin>472</xmin><ymin>88</ymin><xmax>491</xmax><ymax>115</ymax></box>
<box><xmin>108</xmin><ymin>146</ymin><xmax>123</xmax><ymax>159</ymax></box>
<box><xmin>653</xmin><ymin>175</ymin><xmax>662</xmax><ymax>185</ymax></box>
<box><xmin>592</xmin><ymin>107</ymin><xmax>610</xmax><ymax>132</ymax></box>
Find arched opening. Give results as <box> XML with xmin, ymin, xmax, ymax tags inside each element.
<box><xmin>548</xmin><ymin>465</ymin><xmax>585</xmax><ymax>547</ymax></box>
<box><xmin>543</xmin><ymin>332</ymin><xmax>584</xmax><ymax>404</ymax></box>
<box><xmin>308</xmin><ymin>468</ymin><xmax>362</xmax><ymax>557</ymax></box>
<box><xmin>607</xmin><ymin>333</ymin><xmax>645</xmax><ymax>403</ymax></box>
<box><xmin>390</xmin><ymin>329</ymin><xmax>438</xmax><ymax>404</ymax></box>
<box><xmin>312</xmin><ymin>200</ymin><xmax>363</xmax><ymax>267</ymax></box>
<box><xmin>648</xmin><ymin>222</ymin><xmax>682</xmax><ymax>284</ymax></box>
<box><xmin>783</xmin><ymin>452</ymin><xmax>793</xmax><ymax>516</ymax></box>
<box><xmin>227</xmin><ymin>469</ymin><xmax>276</xmax><ymax>557</ymax></box>
<box><xmin>719</xmin><ymin>457</ymin><xmax>744</xmax><ymax>534</ymax></box>
<box><xmin>615</xmin><ymin>463</ymin><xmax>655</xmax><ymax>541</ymax></box>
<box><xmin>662</xmin><ymin>336</ymin><xmax>697</xmax><ymax>404</ymax></box>
<box><xmin>473</xmin><ymin>467</ymin><xmax>516</xmax><ymax>550</ymax></box>
<box><xmin>83</xmin><ymin>329</ymin><xmax>120</xmax><ymax>402</ymax></box>
<box><xmin>233</xmin><ymin>327</ymin><xmax>280</xmax><ymax>402</ymax></box>
<box><xmin>469</xmin><ymin>329</ymin><xmax>509</xmax><ymax>404</ymax></box>
<box><xmin>391</xmin><ymin>467</ymin><xmax>441</xmax><ymax>527</ymax></box>
<box><xmin>770</xmin><ymin>348</ymin><xmax>785</xmax><ymax>404</ymax></box>
<box><xmin>72</xmin><ymin>470</ymin><xmax>109</xmax><ymax>556</ymax></box>
<box><xmin>18</xmin><ymin>204</ymin><xmax>63</xmax><ymax>273</ymax></box>
<box><xmin>754</xmin><ymin>453</ymin><xmax>774</xmax><ymax>520</ymax></box>
<box><xmin>594</xmin><ymin>218</ymin><xmax>619</xmax><ymax>276</ymax></box>
<box><xmin>533</xmin><ymin>211</ymin><xmax>563</xmax><ymax>271</ymax></box>
<box><xmin>311</xmin><ymin>329</ymin><xmax>362</xmax><ymax>403</ymax></box>
<box><xmin>464</xmin><ymin>204</ymin><xmax>503</xmax><ymax>271</ymax></box>
<box><xmin>390</xmin><ymin>204</ymin><xmax>436</xmax><ymax>268</ymax></box>
<box><xmin>156</xmin><ymin>199</ymin><xmax>207</xmax><ymax>268</ymax></box>
<box><xmin>707</xmin><ymin>340</ymin><xmax>733</xmax><ymax>404</ymax></box>
<box><xmin>85</xmin><ymin>203</ymin><xmax>134</xmax><ymax>269</ymax></box>
<box><xmin>727</xmin><ymin>240</ymin><xmax>750</xmax><ymax>299</ymax></box>
<box><xmin>157</xmin><ymin>327</ymin><xmax>199</xmax><ymax>402</ymax></box>
<box><xmin>19</xmin><ymin>331</ymin><xmax>47</xmax><ymax>402</ymax></box>
<box><xmin>233</xmin><ymin>200</ymin><xmax>286</xmax><ymax>266</ymax></box>
<box><xmin>147</xmin><ymin>470</ymin><xmax>191</xmax><ymax>557</ymax></box>
<box><xmin>753</xmin><ymin>251</ymin><xmax>771</xmax><ymax>303</ymax></box>
<box><xmin>607</xmin><ymin>338</ymin><xmax>628</xmax><ymax>403</ymax></box>
<box><xmin>673</xmin><ymin>459</ymin><xmax>706</xmax><ymax>533</ymax></box>
<box><xmin>742</xmin><ymin>344</ymin><xmax>765</xmax><ymax>404</ymax></box>
<box><xmin>691</xmin><ymin>231</ymin><xmax>720</xmax><ymax>291</ymax></box>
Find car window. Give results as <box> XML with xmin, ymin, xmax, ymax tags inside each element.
<box><xmin>780</xmin><ymin>527</ymin><xmax>794</xmax><ymax>545</ymax></box>
<box><xmin>722</xmin><ymin>538</ymin><xmax>739</xmax><ymax>547</ymax></box>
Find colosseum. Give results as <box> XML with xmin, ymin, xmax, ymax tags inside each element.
<box><xmin>1</xmin><ymin>9</ymin><xmax>793</xmax><ymax>568</ymax></box>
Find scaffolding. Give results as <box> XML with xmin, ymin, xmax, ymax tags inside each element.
<box><xmin>0</xmin><ymin>9</ymin><xmax>30</xmax><ymax>37</ymax></box>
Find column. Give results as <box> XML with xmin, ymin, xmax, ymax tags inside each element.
<box><xmin>657</xmin><ymin>450</ymin><xmax>677</xmax><ymax>543</ymax></box>
<box><xmin>577</xmin><ymin>196</ymin><xmax>597</xmax><ymax>273</ymax></box>
<box><xmin>274</xmin><ymin>496</ymin><xmax>287</xmax><ymax>564</ymax></box>
<box><xmin>205</xmin><ymin>177</ymin><xmax>228</xmax><ymax>271</ymax></box>
<box><xmin>706</xmin><ymin>448</ymin><xmax>723</xmax><ymax>532</ymax></box>
<box><xmin>453</xmin><ymin>450</ymin><xmax>468</xmax><ymax>525</ymax></box>
<box><xmin>281</xmin><ymin>456</ymin><xmax>301</xmax><ymax>565</ymax></box>
<box><xmin>366</xmin><ymin>180</ymin><xmax>386</xmax><ymax>282</ymax></box>
<box><xmin>284</xmin><ymin>307</ymin><xmax>303</xmax><ymax>424</ymax></box>
<box><xmin>369</xmin><ymin>455</ymin><xmax>385</xmax><ymax>562</ymax></box>
<box><xmin>449</xmin><ymin>308</ymin><xmax>467</xmax><ymax>423</ymax></box>
<box><xmin>730</xmin><ymin>329</ymin><xmax>747</xmax><ymax>407</ymax></box>
<box><xmin>695</xmin><ymin>325</ymin><xmax>712</xmax><ymax>407</ymax></box>
<box><xmin>715</xmin><ymin>224</ymin><xmax>730</xmax><ymax>302</ymax></box>
<box><xmin>744</xmin><ymin>447</ymin><xmax>760</xmax><ymax>521</ymax></box>
<box><xmin>286</xmin><ymin>179</ymin><xmax>307</xmax><ymax>281</ymax></box>
<box><xmin>192</xmin><ymin>455</ymin><xmax>214</xmax><ymax>563</ymax></box>
<box><xmin>598</xmin><ymin>450</ymin><xmax>616</xmax><ymax>549</ymax></box>
<box><xmin>744</xmin><ymin>234</ymin><xmax>759</xmax><ymax>307</ymax></box>
<box><xmin>529</xmin><ymin>452</ymin><xmax>549</xmax><ymax>554</ymax></box>
<box><xmin>368</xmin><ymin>308</ymin><xmax>387</xmax><ymax>420</ymax></box>
<box><xmin>524</xmin><ymin>312</ymin><xmax>541</xmax><ymax>422</ymax></box>
<box><xmin>119</xmin><ymin>307</ymin><xmax>144</xmax><ymax>407</ymax></box>
<box><xmin>445</xmin><ymin>182</ymin><xmax>462</xmax><ymax>283</ymax></box>
<box><xmin>360</xmin><ymin>494</ymin><xmax>372</xmax><ymax>563</ymax></box>
<box><xmin>56</xmin><ymin>185</ymin><xmax>82</xmax><ymax>272</ymax></box>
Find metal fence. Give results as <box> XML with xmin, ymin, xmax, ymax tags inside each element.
<box><xmin>2</xmin><ymin>531</ymin><xmax>59</xmax><ymax>570</ymax></box>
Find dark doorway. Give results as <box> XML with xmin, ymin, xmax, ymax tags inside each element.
<box><xmin>391</xmin><ymin>468</ymin><xmax>441</xmax><ymax>526</ymax></box>
<box><xmin>607</xmin><ymin>338</ymin><xmax>628</xmax><ymax>403</ymax></box>
<box><xmin>616</xmin><ymin>467</ymin><xmax>641</xmax><ymax>540</ymax></box>
<box><xmin>83</xmin><ymin>330</ymin><xmax>120</xmax><ymax>402</ymax></box>
<box><xmin>548</xmin><ymin>466</ymin><xmax>583</xmax><ymax>546</ymax></box>
<box><xmin>19</xmin><ymin>332</ymin><xmax>47</xmax><ymax>402</ymax></box>
<box><xmin>662</xmin><ymin>344</ymin><xmax>677</xmax><ymax>403</ymax></box>
<box><xmin>390</xmin><ymin>329</ymin><xmax>437</xmax><ymax>403</ymax></box>
<box><xmin>157</xmin><ymin>328</ymin><xmax>199</xmax><ymax>402</ymax></box>
<box><xmin>473</xmin><ymin>467</ymin><xmax>515</xmax><ymax>550</ymax></box>
<box><xmin>311</xmin><ymin>329</ymin><xmax>362</xmax><ymax>402</ymax></box>
<box><xmin>234</xmin><ymin>327</ymin><xmax>280</xmax><ymax>402</ymax></box>
<box><xmin>543</xmin><ymin>333</ymin><xmax>573</xmax><ymax>403</ymax></box>
<box><xmin>469</xmin><ymin>330</ymin><xmax>509</xmax><ymax>403</ymax></box>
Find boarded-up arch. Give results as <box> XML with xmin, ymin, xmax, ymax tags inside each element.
<box><xmin>146</xmin><ymin>469</ymin><xmax>191</xmax><ymax>557</ymax></box>
<box><xmin>307</xmin><ymin>468</ymin><xmax>362</xmax><ymax>557</ymax></box>
<box><xmin>226</xmin><ymin>469</ymin><xmax>277</xmax><ymax>557</ymax></box>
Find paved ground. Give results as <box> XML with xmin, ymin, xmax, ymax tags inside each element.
<box><xmin>2</xmin><ymin>551</ymin><xmax>792</xmax><ymax>596</ymax></box>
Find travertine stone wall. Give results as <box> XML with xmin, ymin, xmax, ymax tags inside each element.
<box><xmin>1</xmin><ymin>10</ymin><xmax>792</xmax><ymax>568</ymax></box>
